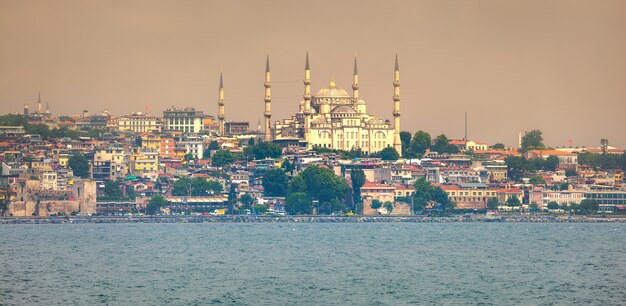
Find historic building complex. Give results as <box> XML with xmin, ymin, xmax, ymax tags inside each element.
<box><xmin>261</xmin><ymin>54</ymin><xmax>402</xmax><ymax>156</ymax></box>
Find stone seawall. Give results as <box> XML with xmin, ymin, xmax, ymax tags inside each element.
<box><xmin>1</xmin><ymin>215</ymin><xmax>625</xmax><ymax>224</ymax></box>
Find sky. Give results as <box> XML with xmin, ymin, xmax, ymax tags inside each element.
<box><xmin>1</xmin><ymin>0</ymin><xmax>625</xmax><ymax>148</ymax></box>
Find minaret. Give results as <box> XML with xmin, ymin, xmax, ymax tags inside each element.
<box><xmin>352</xmin><ymin>55</ymin><xmax>359</xmax><ymax>100</ymax></box>
<box><xmin>303</xmin><ymin>52</ymin><xmax>312</xmax><ymax>141</ymax></box>
<box><xmin>392</xmin><ymin>53</ymin><xmax>402</xmax><ymax>157</ymax></box>
<box><xmin>23</xmin><ymin>104</ymin><xmax>29</xmax><ymax>115</ymax></box>
<box><xmin>45</xmin><ymin>101</ymin><xmax>50</xmax><ymax>115</ymax></box>
<box><xmin>218</xmin><ymin>72</ymin><xmax>225</xmax><ymax>136</ymax></box>
<box><xmin>264</xmin><ymin>55</ymin><xmax>272</xmax><ymax>141</ymax></box>
<box><xmin>37</xmin><ymin>92</ymin><xmax>43</xmax><ymax>113</ymax></box>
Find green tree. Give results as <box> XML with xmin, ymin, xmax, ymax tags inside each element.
<box><xmin>544</xmin><ymin>155</ymin><xmax>559</xmax><ymax>171</ymax></box>
<box><xmin>351</xmin><ymin>168</ymin><xmax>366</xmax><ymax>209</ymax></box>
<box><xmin>211</xmin><ymin>149</ymin><xmax>234</xmax><ymax>167</ymax></box>
<box><xmin>491</xmin><ymin>143</ymin><xmax>506</xmax><ymax>150</ymax></box>
<box><xmin>172</xmin><ymin>177</ymin><xmax>222</xmax><ymax>196</ymax></box>
<box><xmin>146</xmin><ymin>195</ymin><xmax>168</xmax><ymax>215</ymax></box>
<box><xmin>288</xmin><ymin>165</ymin><xmax>350</xmax><ymax>212</ymax></box>
<box><xmin>68</xmin><ymin>153</ymin><xmax>90</xmax><ymax>178</ymax></box>
<box><xmin>371</xmin><ymin>200</ymin><xmax>382</xmax><ymax>209</ymax></box>
<box><xmin>547</xmin><ymin>201</ymin><xmax>560</xmax><ymax>210</ymax></box>
<box><xmin>400</xmin><ymin>131</ymin><xmax>412</xmax><ymax>156</ymax></box>
<box><xmin>487</xmin><ymin>197</ymin><xmax>499</xmax><ymax>210</ymax></box>
<box><xmin>529</xmin><ymin>176</ymin><xmax>546</xmax><ymax>185</ymax></box>
<box><xmin>409</xmin><ymin>131</ymin><xmax>431</xmax><ymax>157</ymax></box>
<box><xmin>578</xmin><ymin>199</ymin><xmax>599</xmax><ymax>214</ymax></box>
<box><xmin>505</xmin><ymin>156</ymin><xmax>527</xmax><ymax>182</ymax></box>
<box><xmin>252</xmin><ymin>142</ymin><xmax>283</xmax><ymax>159</ymax></box>
<box><xmin>103</xmin><ymin>181</ymin><xmax>123</xmax><ymax>197</ymax></box>
<box><xmin>432</xmin><ymin>134</ymin><xmax>459</xmax><ymax>154</ymax></box>
<box><xmin>262</xmin><ymin>168</ymin><xmax>289</xmax><ymax>197</ymax></box>
<box><xmin>383</xmin><ymin>201</ymin><xmax>394</xmax><ymax>213</ymax></box>
<box><xmin>380</xmin><ymin>147</ymin><xmax>399</xmax><ymax>161</ymax></box>
<box><xmin>209</xmin><ymin>140</ymin><xmax>219</xmax><ymax>151</ymax></box>
<box><xmin>520</xmin><ymin>129</ymin><xmax>545</xmax><ymax>153</ymax></box>
<box><xmin>281</xmin><ymin>159</ymin><xmax>294</xmax><ymax>173</ymax></box>
<box><xmin>239</xmin><ymin>193</ymin><xmax>255</xmax><ymax>209</ymax></box>
<box><xmin>506</xmin><ymin>196</ymin><xmax>521</xmax><ymax>208</ymax></box>
<box><xmin>0</xmin><ymin>114</ymin><xmax>28</xmax><ymax>126</ymax></box>
<box><xmin>184</xmin><ymin>153</ymin><xmax>195</xmax><ymax>162</ymax></box>
<box><xmin>285</xmin><ymin>192</ymin><xmax>312</xmax><ymax>215</ymax></box>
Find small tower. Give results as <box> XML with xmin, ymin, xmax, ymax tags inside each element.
<box><xmin>264</xmin><ymin>55</ymin><xmax>272</xmax><ymax>141</ymax></box>
<box><xmin>303</xmin><ymin>52</ymin><xmax>312</xmax><ymax>141</ymax></box>
<box><xmin>23</xmin><ymin>104</ymin><xmax>29</xmax><ymax>116</ymax></box>
<box><xmin>37</xmin><ymin>92</ymin><xmax>43</xmax><ymax>113</ymax></box>
<box><xmin>352</xmin><ymin>55</ymin><xmax>359</xmax><ymax>100</ymax></box>
<box><xmin>218</xmin><ymin>72</ymin><xmax>225</xmax><ymax>136</ymax></box>
<box><xmin>392</xmin><ymin>53</ymin><xmax>402</xmax><ymax>157</ymax></box>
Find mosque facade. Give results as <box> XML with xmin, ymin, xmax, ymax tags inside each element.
<box><xmin>265</xmin><ymin>53</ymin><xmax>402</xmax><ymax>156</ymax></box>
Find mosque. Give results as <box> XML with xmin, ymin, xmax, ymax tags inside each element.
<box><xmin>216</xmin><ymin>53</ymin><xmax>402</xmax><ymax>156</ymax></box>
<box><xmin>264</xmin><ymin>53</ymin><xmax>402</xmax><ymax>156</ymax></box>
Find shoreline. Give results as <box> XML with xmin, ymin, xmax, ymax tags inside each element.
<box><xmin>1</xmin><ymin>215</ymin><xmax>626</xmax><ymax>224</ymax></box>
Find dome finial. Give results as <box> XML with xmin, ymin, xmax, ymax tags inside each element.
<box><xmin>330</xmin><ymin>74</ymin><xmax>335</xmax><ymax>87</ymax></box>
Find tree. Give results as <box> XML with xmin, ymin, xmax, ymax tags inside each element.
<box><xmin>487</xmin><ymin>197</ymin><xmax>499</xmax><ymax>210</ymax></box>
<box><xmin>411</xmin><ymin>177</ymin><xmax>452</xmax><ymax>212</ymax></box>
<box><xmin>544</xmin><ymin>156</ymin><xmax>559</xmax><ymax>171</ymax></box>
<box><xmin>432</xmin><ymin>134</ymin><xmax>459</xmax><ymax>154</ymax></box>
<box><xmin>506</xmin><ymin>196</ymin><xmax>521</xmax><ymax>208</ymax></box>
<box><xmin>547</xmin><ymin>202</ymin><xmax>560</xmax><ymax>210</ymax></box>
<box><xmin>380</xmin><ymin>147</ymin><xmax>399</xmax><ymax>161</ymax></box>
<box><xmin>600</xmin><ymin>139</ymin><xmax>609</xmax><ymax>154</ymax></box>
<box><xmin>262</xmin><ymin>168</ymin><xmax>289</xmax><ymax>196</ymax></box>
<box><xmin>103</xmin><ymin>181</ymin><xmax>123</xmax><ymax>197</ymax></box>
<box><xmin>529</xmin><ymin>176</ymin><xmax>546</xmax><ymax>185</ymax></box>
<box><xmin>288</xmin><ymin>165</ymin><xmax>350</xmax><ymax>212</ymax></box>
<box><xmin>371</xmin><ymin>200</ymin><xmax>382</xmax><ymax>209</ymax></box>
<box><xmin>211</xmin><ymin>149</ymin><xmax>234</xmax><ymax>167</ymax></box>
<box><xmin>565</xmin><ymin>169</ymin><xmax>577</xmax><ymax>177</ymax></box>
<box><xmin>285</xmin><ymin>192</ymin><xmax>312</xmax><ymax>215</ymax></box>
<box><xmin>351</xmin><ymin>168</ymin><xmax>365</xmax><ymax>209</ymax></box>
<box><xmin>172</xmin><ymin>177</ymin><xmax>222</xmax><ymax>196</ymax></box>
<box><xmin>0</xmin><ymin>114</ymin><xmax>28</xmax><ymax>126</ymax></box>
<box><xmin>228</xmin><ymin>183</ymin><xmax>237</xmax><ymax>213</ymax></box>
<box><xmin>400</xmin><ymin>131</ymin><xmax>412</xmax><ymax>156</ymax></box>
<box><xmin>578</xmin><ymin>199</ymin><xmax>599</xmax><ymax>214</ymax></box>
<box><xmin>68</xmin><ymin>153</ymin><xmax>90</xmax><ymax>178</ymax></box>
<box><xmin>247</xmin><ymin>142</ymin><xmax>282</xmax><ymax>160</ymax></box>
<box><xmin>209</xmin><ymin>140</ymin><xmax>219</xmax><ymax>151</ymax></box>
<box><xmin>505</xmin><ymin>156</ymin><xmax>527</xmax><ymax>182</ymax></box>
<box><xmin>409</xmin><ymin>131</ymin><xmax>431</xmax><ymax>157</ymax></box>
<box><xmin>491</xmin><ymin>143</ymin><xmax>506</xmax><ymax>150</ymax></box>
<box><xmin>239</xmin><ymin>193</ymin><xmax>255</xmax><ymax>209</ymax></box>
<box><xmin>383</xmin><ymin>201</ymin><xmax>394</xmax><ymax>213</ymax></box>
<box><xmin>281</xmin><ymin>159</ymin><xmax>294</xmax><ymax>173</ymax></box>
<box><xmin>520</xmin><ymin>129</ymin><xmax>545</xmax><ymax>152</ymax></box>
<box><xmin>184</xmin><ymin>153</ymin><xmax>195</xmax><ymax>163</ymax></box>
<box><xmin>146</xmin><ymin>195</ymin><xmax>168</xmax><ymax>215</ymax></box>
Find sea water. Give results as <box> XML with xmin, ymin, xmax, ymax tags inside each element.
<box><xmin>1</xmin><ymin>223</ymin><xmax>624</xmax><ymax>305</ymax></box>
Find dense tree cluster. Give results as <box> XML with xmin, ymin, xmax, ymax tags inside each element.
<box><xmin>288</xmin><ymin>165</ymin><xmax>350</xmax><ymax>213</ymax></box>
<box><xmin>68</xmin><ymin>153</ymin><xmax>90</xmax><ymax>178</ymax></box>
<box><xmin>243</xmin><ymin>142</ymin><xmax>282</xmax><ymax>160</ymax></box>
<box><xmin>262</xmin><ymin>169</ymin><xmax>289</xmax><ymax>197</ymax></box>
<box><xmin>172</xmin><ymin>177</ymin><xmax>223</xmax><ymax>196</ymax></box>
<box><xmin>520</xmin><ymin>129</ymin><xmax>545</xmax><ymax>153</ymax></box>
<box><xmin>412</xmin><ymin>177</ymin><xmax>453</xmax><ymax>212</ymax></box>
<box><xmin>504</xmin><ymin>156</ymin><xmax>560</xmax><ymax>181</ymax></box>
<box><xmin>211</xmin><ymin>149</ymin><xmax>234</xmax><ymax>167</ymax></box>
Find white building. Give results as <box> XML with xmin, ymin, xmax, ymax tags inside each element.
<box><xmin>268</xmin><ymin>54</ymin><xmax>402</xmax><ymax>156</ymax></box>
<box><xmin>117</xmin><ymin>112</ymin><xmax>162</xmax><ymax>133</ymax></box>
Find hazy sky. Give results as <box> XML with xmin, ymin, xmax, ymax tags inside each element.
<box><xmin>1</xmin><ymin>0</ymin><xmax>625</xmax><ymax>147</ymax></box>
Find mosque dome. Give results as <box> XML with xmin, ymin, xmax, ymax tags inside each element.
<box><xmin>331</xmin><ymin>105</ymin><xmax>358</xmax><ymax>115</ymax></box>
<box><xmin>315</xmin><ymin>82</ymin><xmax>350</xmax><ymax>98</ymax></box>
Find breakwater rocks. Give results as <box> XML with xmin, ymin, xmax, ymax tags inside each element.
<box><xmin>1</xmin><ymin>215</ymin><xmax>626</xmax><ymax>224</ymax></box>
